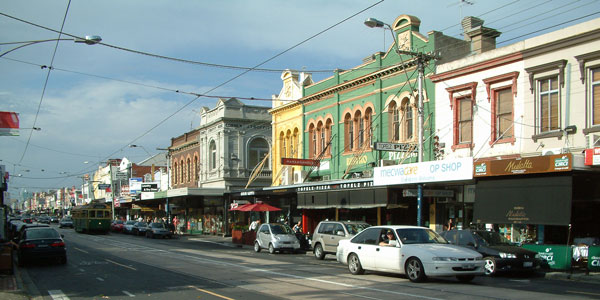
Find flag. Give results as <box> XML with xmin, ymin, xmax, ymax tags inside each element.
<box><xmin>0</xmin><ymin>111</ymin><xmax>19</xmax><ymax>136</ymax></box>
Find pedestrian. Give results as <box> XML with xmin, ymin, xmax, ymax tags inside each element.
<box><xmin>172</xmin><ymin>216</ymin><xmax>180</xmax><ymax>234</ymax></box>
<box><xmin>447</xmin><ymin>219</ymin><xmax>455</xmax><ymax>230</ymax></box>
<box><xmin>249</xmin><ymin>219</ymin><xmax>260</xmax><ymax>231</ymax></box>
<box><xmin>293</xmin><ymin>220</ymin><xmax>302</xmax><ymax>234</ymax></box>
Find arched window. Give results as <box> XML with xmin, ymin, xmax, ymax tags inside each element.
<box><xmin>286</xmin><ymin>130</ymin><xmax>292</xmax><ymax>157</ymax></box>
<box><xmin>325</xmin><ymin>119</ymin><xmax>333</xmax><ymax>156</ymax></box>
<box><xmin>248</xmin><ymin>138</ymin><xmax>269</xmax><ymax>170</ymax></box>
<box><xmin>355</xmin><ymin>111</ymin><xmax>363</xmax><ymax>149</ymax></box>
<box><xmin>209</xmin><ymin>140</ymin><xmax>217</xmax><ymax>170</ymax></box>
<box><xmin>389</xmin><ymin>101</ymin><xmax>400</xmax><ymax>141</ymax></box>
<box><xmin>280</xmin><ymin>132</ymin><xmax>286</xmax><ymax>159</ymax></box>
<box><xmin>194</xmin><ymin>156</ymin><xmax>198</xmax><ymax>181</ymax></box>
<box><xmin>364</xmin><ymin>108</ymin><xmax>372</xmax><ymax>148</ymax></box>
<box><xmin>401</xmin><ymin>98</ymin><xmax>413</xmax><ymax>141</ymax></box>
<box><xmin>292</xmin><ymin>128</ymin><xmax>299</xmax><ymax>158</ymax></box>
<box><xmin>308</xmin><ymin>124</ymin><xmax>315</xmax><ymax>158</ymax></box>
<box><xmin>317</xmin><ymin>121</ymin><xmax>324</xmax><ymax>156</ymax></box>
<box><xmin>344</xmin><ymin>113</ymin><xmax>353</xmax><ymax>151</ymax></box>
<box><xmin>180</xmin><ymin>159</ymin><xmax>184</xmax><ymax>182</ymax></box>
<box><xmin>187</xmin><ymin>158</ymin><xmax>191</xmax><ymax>182</ymax></box>
<box><xmin>173</xmin><ymin>161</ymin><xmax>178</xmax><ymax>184</ymax></box>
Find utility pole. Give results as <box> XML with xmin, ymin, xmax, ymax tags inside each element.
<box><xmin>365</xmin><ymin>18</ymin><xmax>438</xmax><ymax>227</ymax></box>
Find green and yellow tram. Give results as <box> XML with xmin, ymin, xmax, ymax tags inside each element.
<box><xmin>72</xmin><ymin>202</ymin><xmax>112</xmax><ymax>234</ymax></box>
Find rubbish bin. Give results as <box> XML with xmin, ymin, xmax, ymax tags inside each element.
<box><xmin>0</xmin><ymin>243</ymin><xmax>14</xmax><ymax>275</ymax></box>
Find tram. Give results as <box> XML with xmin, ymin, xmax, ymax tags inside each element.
<box><xmin>72</xmin><ymin>202</ymin><xmax>111</xmax><ymax>234</ymax></box>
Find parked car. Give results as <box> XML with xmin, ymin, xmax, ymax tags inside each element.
<box><xmin>132</xmin><ymin>222</ymin><xmax>148</xmax><ymax>236</ymax></box>
<box><xmin>36</xmin><ymin>216</ymin><xmax>51</xmax><ymax>224</ymax></box>
<box><xmin>145</xmin><ymin>222</ymin><xmax>172</xmax><ymax>239</ymax></box>
<box><xmin>110</xmin><ymin>220</ymin><xmax>125</xmax><ymax>232</ymax></box>
<box><xmin>254</xmin><ymin>223</ymin><xmax>301</xmax><ymax>254</ymax></box>
<box><xmin>337</xmin><ymin>226</ymin><xmax>485</xmax><ymax>283</ymax></box>
<box><xmin>49</xmin><ymin>216</ymin><xmax>59</xmax><ymax>223</ymax></box>
<box><xmin>123</xmin><ymin>220</ymin><xmax>137</xmax><ymax>234</ymax></box>
<box><xmin>15</xmin><ymin>226</ymin><xmax>67</xmax><ymax>266</ymax></box>
<box><xmin>440</xmin><ymin>229</ymin><xmax>542</xmax><ymax>276</ymax></box>
<box><xmin>59</xmin><ymin>216</ymin><xmax>73</xmax><ymax>228</ymax></box>
<box><xmin>312</xmin><ymin>220</ymin><xmax>370</xmax><ymax>260</ymax></box>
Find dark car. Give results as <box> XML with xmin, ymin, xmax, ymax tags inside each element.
<box><xmin>145</xmin><ymin>222</ymin><xmax>172</xmax><ymax>239</ymax></box>
<box><xmin>59</xmin><ymin>217</ymin><xmax>74</xmax><ymax>228</ymax></box>
<box><xmin>15</xmin><ymin>227</ymin><xmax>67</xmax><ymax>266</ymax></box>
<box><xmin>132</xmin><ymin>222</ymin><xmax>148</xmax><ymax>236</ymax></box>
<box><xmin>36</xmin><ymin>216</ymin><xmax>51</xmax><ymax>224</ymax></box>
<box><xmin>50</xmin><ymin>216</ymin><xmax>59</xmax><ymax>223</ymax></box>
<box><xmin>440</xmin><ymin>229</ymin><xmax>541</xmax><ymax>275</ymax></box>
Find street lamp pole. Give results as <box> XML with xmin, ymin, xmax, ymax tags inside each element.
<box><xmin>0</xmin><ymin>36</ymin><xmax>102</xmax><ymax>58</ymax></box>
<box><xmin>365</xmin><ymin>18</ymin><xmax>438</xmax><ymax>227</ymax></box>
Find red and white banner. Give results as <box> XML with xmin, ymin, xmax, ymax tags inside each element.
<box><xmin>0</xmin><ymin>111</ymin><xmax>19</xmax><ymax>136</ymax></box>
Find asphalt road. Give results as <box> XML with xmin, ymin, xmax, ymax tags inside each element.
<box><xmin>17</xmin><ymin>225</ymin><xmax>600</xmax><ymax>300</ymax></box>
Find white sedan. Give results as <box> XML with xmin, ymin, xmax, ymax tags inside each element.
<box><xmin>336</xmin><ymin>225</ymin><xmax>485</xmax><ymax>282</ymax></box>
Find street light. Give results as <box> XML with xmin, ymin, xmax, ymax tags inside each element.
<box><xmin>365</xmin><ymin>17</ymin><xmax>438</xmax><ymax>227</ymax></box>
<box><xmin>129</xmin><ymin>144</ymin><xmax>152</xmax><ymax>158</ymax></box>
<box><xmin>0</xmin><ymin>35</ymin><xmax>102</xmax><ymax>58</ymax></box>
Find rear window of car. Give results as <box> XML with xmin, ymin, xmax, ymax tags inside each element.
<box><xmin>25</xmin><ymin>228</ymin><xmax>60</xmax><ymax>239</ymax></box>
<box><xmin>151</xmin><ymin>223</ymin><xmax>165</xmax><ymax>228</ymax></box>
<box><xmin>318</xmin><ymin>223</ymin><xmax>335</xmax><ymax>234</ymax></box>
<box><xmin>345</xmin><ymin>223</ymin><xmax>370</xmax><ymax>235</ymax></box>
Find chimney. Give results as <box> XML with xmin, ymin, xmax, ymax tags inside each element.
<box><xmin>461</xmin><ymin>16</ymin><xmax>501</xmax><ymax>54</ymax></box>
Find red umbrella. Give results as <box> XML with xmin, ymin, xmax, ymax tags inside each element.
<box><xmin>236</xmin><ymin>203</ymin><xmax>281</xmax><ymax>212</ymax></box>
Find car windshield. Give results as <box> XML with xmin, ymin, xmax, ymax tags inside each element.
<box><xmin>270</xmin><ymin>224</ymin><xmax>293</xmax><ymax>235</ymax></box>
<box><xmin>125</xmin><ymin>221</ymin><xmax>136</xmax><ymax>225</ymax></box>
<box><xmin>396</xmin><ymin>228</ymin><xmax>448</xmax><ymax>244</ymax></box>
<box><xmin>151</xmin><ymin>223</ymin><xmax>165</xmax><ymax>228</ymax></box>
<box><xmin>26</xmin><ymin>228</ymin><xmax>60</xmax><ymax>239</ymax></box>
<box><xmin>474</xmin><ymin>231</ymin><xmax>512</xmax><ymax>246</ymax></box>
<box><xmin>137</xmin><ymin>222</ymin><xmax>147</xmax><ymax>227</ymax></box>
<box><xmin>345</xmin><ymin>223</ymin><xmax>370</xmax><ymax>235</ymax></box>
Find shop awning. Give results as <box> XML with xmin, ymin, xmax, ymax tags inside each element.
<box><xmin>473</xmin><ymin>175</ymin><xmax>572</xmax><ymax>225</ymax></box>
<box><xmin>297</xmin><ymin>187</ymin><xmax>387</xmax><ymax>209</ymax></box>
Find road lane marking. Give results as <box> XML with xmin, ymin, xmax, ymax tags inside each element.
<box><xmin>189</xmin><ymin>285</ymin><xmax>235</xmax><ymax>300</ymax></box>
<box><xmin>96</xmin><ymin>277</ymin><xmax>104</xmax><ymax>281</ymax></box>
<box><xmin>106</xmin><ymin>259</ymin><xmax>137</xmax><ymax>271</ymax></box>
<box><xmin>123</xmin><ymin>290</ymin><xmax>135</xmax><ymax>297</ymax></box>
<box><xmin>567</xmin><ymin>290</ymin><xmax>600</xmax><ymax>296</ymax></box>
<box><xmin>77</xmin><ymin>234</ymin><xmax>443</xmax><ymax>300</ymax></box>
<box><xmin>48</xmin><ymin>289</ymin><xmax>70</xmax><ymax>300</ymax></box>
<box><xmin>74</xmin><ymin>247</ymin><xmax>88</xmax><ymax>254</ymax></box>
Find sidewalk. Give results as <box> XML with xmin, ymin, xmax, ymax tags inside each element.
<box><xmin>0</xmin><ymin>265</ymin><xmax>29</xmax><ymax>300</ymax></box>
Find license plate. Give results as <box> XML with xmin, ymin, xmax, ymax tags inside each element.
<box><xmin>524</xmin><ymin>261</ymin><xmax>533</xmax><ymax>267</ymax></box>
<box><xmin>462</xmin><ymin>264</ymin><xmax>474</xmax><ymax>269</ymax></box>
<box><xmin>38</xmin><ymin>245</ymin><xmax>48</xmax><ymax>248</ymax></box>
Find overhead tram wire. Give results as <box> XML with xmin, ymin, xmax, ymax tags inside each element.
<box><xmin>95</xmin><ymin>0</ymin><xmax>385</xmax><ymax>166</ymax></box>
<box><xmin>16</xmin><ymin>0</ymin><xmax>73</xmax><ymax>165</ymax></box>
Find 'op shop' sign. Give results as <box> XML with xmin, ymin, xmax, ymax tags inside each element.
<box><xmin>373</xmin><ymin>157</ymin><xmax>473</xmax><ymax>186</ymax></box>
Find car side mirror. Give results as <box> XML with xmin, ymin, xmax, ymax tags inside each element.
<box><xmin>336</xmin><ymin>231</ymin><xmax>345</xmax><ymax>236</ymax></box>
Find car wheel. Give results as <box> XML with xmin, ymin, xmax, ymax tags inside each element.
<box><xmin>457</xmin><ymin>275</ymin><xmax>475</xmax><ymax>283</ymax></box>
<box><xmin>268</xmin><ymin>243</ymin><xmax>276</xmax><ymax>254</ymax></box>
<box><xmin>348</xmin><ymin>253</ymin><xmax>364</xmax><ymax>275</ymax></box>
<box><xmin>314</xmin><ymin>243</ymin><xmax>325</xmax><ymax>260</ymax></box>
<box><xmin>484</xmin><ymin>257</ymin><xmax>496</xmax><ymax>276</ymax></box>
<box><xmin>254</xmin><ymin>241</ymin><xmax>261</xmax><ymax>252</ymax></box>
<box><xmin>405</xmin><ymin>257</ymin><xmax>426</xmax><ymax>283</ymax></box>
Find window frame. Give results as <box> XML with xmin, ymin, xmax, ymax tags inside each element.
<box><xmin>483</xmin><ymin>71</ymin><xmax>518</xmax><ymax>146</ymax></box>
<box><xmin>576</xmin><ymin>50</ymin><xmax>600</xmax><ymax>134</ymax></box>
<box><xmin>446</xmin><ymin>82</ymin><xmax>477</xmax><ymax>151</ymax></box>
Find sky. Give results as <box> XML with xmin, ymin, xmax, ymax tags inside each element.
<box><xmin>1</xmin><ymin>0</ymin><xmax>599</xmax><ymax>199</ymax></box>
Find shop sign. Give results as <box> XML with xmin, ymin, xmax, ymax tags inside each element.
<box><xmin>522</xmin><ymin>244</ymin><xmax>572</xmax><ymax>270</ymax></box>
<box><xmin>589</xmin><ymin>246</ymin><xmax>600</xmax><ymax>271</ymax></box>
<box><xmin>474</xmin><ymin>153</ymin><xmax>572</xmax><ymax>177</ymax></box>
<box><xmin>141</xmin><ymin>182</ymin><xmax>159</xmax><ymax>192</ymax></box>
<box><xmin>584</xmin><ymin>148</ymin><xmax>600</xmax><ymax>166</ymax></box>
<box><xmin>373</xmin><ymin>157</ymin><xmax>473</xmax><ymax>186</ymax></box>
<box><xmin>346</xmin><ymin>155</ymin><xmax>368</xmax><ymax>166</ymax></box>
<box><xmin>129</xmin><ymin>177</ymin><xmax>143</xmax><ymax>195</ymax></box>
<box><xmin>402</xmin><ymin>189</ymin><xmax>454</xmax><ymax>197</ymax></box>
<box><xmin>281</xmin><ymin>158</ymin><xmax>319</xmax><ymax>166</ymax></box>
<box><xmin>297</xmin><ymin>180</ymin><xmax>373</xmax><ymax>192</ymax></box>
<box><xmin>374</xmin><ymin>142</ymin><xmax>415</xmax><ymax>152</ymax></box>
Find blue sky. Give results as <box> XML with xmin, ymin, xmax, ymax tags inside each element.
<box><xmin>1</xmin><ymin>0</ymin><xmax>599</xmax><ymax>197</ymax></box>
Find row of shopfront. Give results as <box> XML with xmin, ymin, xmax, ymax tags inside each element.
<box><xmin>116</xmin><ymin>153</ymin><xmax>600</xmax><ymax>263</ymax></box>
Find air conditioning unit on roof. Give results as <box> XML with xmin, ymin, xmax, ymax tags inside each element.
<box><xmin>293</xmin><ymin>170</ymin><xmax>307</xmax><ymax>184</ymax></box>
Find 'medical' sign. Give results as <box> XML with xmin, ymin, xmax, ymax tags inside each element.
<box><xmin>373</xmin><ymin>157</ymin><xmax>473</xmax><ymax>186</ymax></box>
